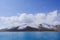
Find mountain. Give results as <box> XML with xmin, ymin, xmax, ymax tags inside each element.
<box><xmin>19</xmin><ymin>26</ymin><xmax>39</xmax><ymax>31</ymax></box>
<box><xmin>53</xmin><ymin>25</ymin><xmax>60</xmax><ymax>31</ymax></box>
<box><xmin>0</xmin><ymin>26</ymin><xmax>39</xmax><ymax>31</ymax></box>
<box><xmin>0</xmin><ymin>24</ymin><xmax>60</xmax><ymax>31</ymax></box>
<box><xmin>38</xmin><ymin>24</ymin><xmax>55</xmax><ymax>31</ymax></box>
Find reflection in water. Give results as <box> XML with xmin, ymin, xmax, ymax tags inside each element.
<box><xmin>0</xmin><ymin>32</ymin><xmax>59</xmax><ymax>40</ymax></box>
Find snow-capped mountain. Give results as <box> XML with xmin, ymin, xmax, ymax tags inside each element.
<box><xmin>0</xmin><ymin>24</ymin><xmax>60</xmax><ymax>31</ymax></box>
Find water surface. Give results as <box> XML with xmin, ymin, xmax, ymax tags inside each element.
<box><xmin>0</xmin><ymin>32</ymin><xmax>60</xmax><ymax>40</ymax></box>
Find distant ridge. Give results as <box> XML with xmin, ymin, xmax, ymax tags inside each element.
<box><xmin>0</xmin><ymin>24</ymin><xmax>60</xmax><ymax>31</ymax></box>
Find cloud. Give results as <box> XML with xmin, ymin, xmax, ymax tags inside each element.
<box><xmin>46</xmin><ymin>10</ymin><xmax>58</xmax><ymax>25</ymax></box>
<box><xmin>0</xmin><ymin>10</ymin><xmax>60</xmax><ymax>29</ymax></box>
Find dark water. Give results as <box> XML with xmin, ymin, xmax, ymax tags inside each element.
<box><xmin>0</xmin><ymin>32</ymin><xmax>60</xmax><ymax>40</ymax></box>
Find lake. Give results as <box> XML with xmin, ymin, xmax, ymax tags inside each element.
<box><xmin>0</xmin><ymin>32</ymin><xmax>60</xmax><ymax>40</ymax></box>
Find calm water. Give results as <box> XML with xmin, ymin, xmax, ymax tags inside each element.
<box><xmin>0</xmin><ymin>32</ymin><xmax>60</xmax><ymax>40</ymax></box>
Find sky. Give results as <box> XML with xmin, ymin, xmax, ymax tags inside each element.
<box><xmin>0</xmin><ymin>0</ymin><xmax>60</xmax><ymax>29</ymax></box>
<box><xmin>0</xmin><ymin>0</ymin><xmax>60</xmax><ymax>16</ymax></box>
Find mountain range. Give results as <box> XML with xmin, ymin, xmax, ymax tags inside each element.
<box><xmin>0</xmin><ymin>24</ymin><xmax>60</xmax><ymax>32</ymax></box>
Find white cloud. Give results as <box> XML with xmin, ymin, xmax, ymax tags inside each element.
<box><xmin>0</xmin><ymin>10</ymin><xmax>60</xmax><ymax>29</ymax></box>
<box><xmin>46</xmin><ymin>10</ymin><xmax>58</xmax><ymax>25</ymax></box>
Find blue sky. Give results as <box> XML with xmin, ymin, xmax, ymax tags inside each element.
<box><xmin>0</xmin><ymin>0</ymin><xmax>60</xmax><ymax>28</ymax></box>
<box><xmin>0</xmin><ymin>0</ymin><xmax>60</xmax><ymax>16</ymax></box>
